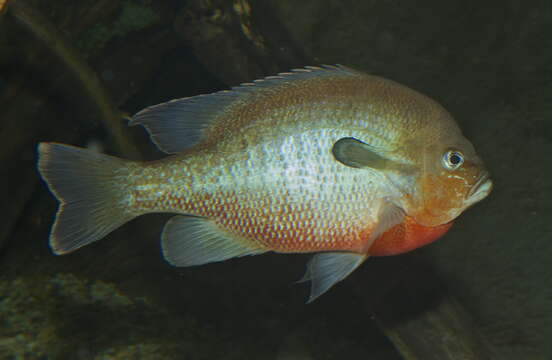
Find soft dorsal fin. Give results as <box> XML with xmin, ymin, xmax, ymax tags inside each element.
<box><xmin>130</xmin><ymin>65</ymin><xmax>360</xmax><ymax>154</ymax></box>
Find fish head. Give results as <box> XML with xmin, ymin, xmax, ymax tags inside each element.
<box><xmin>411</xmin><ymin>124</ymin><xmax>493</xmax><ymax>227</ymax></box>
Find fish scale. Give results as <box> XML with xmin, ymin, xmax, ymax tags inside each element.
<box><xmin>127</xmin><ymin>152</ymin><xmax>376</xmax><ymax>253</ymax></box>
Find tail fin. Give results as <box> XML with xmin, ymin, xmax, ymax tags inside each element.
<box><xmin>37</xmin><ymin>142</ymin><xmax>135</xmax><ymax>254</ymax></box>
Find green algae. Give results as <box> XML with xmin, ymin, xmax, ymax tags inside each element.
<box><xmin>0</xmin><ymin>273</ymin><xmax>188</xmax><ymax>359</ymax></box>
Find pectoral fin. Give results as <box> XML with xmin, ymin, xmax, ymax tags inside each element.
<box><xmin>299</xmin><ymin>252</ymin><xmax>367</xmax><ymax>303</ymax></box>
<box><xmin>332</xmin><ymin>137</ymin><xmax>416</xmax><ymax>175</ymax></box>
<box><xmin>332</xmin><ymin>137</ymin><xmax>390</xmax><ymax>169</ymax></box>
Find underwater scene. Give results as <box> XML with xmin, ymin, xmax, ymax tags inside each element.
<box><xmin>0</xmin><ymin>0</ymin><xmax>550</xmax><ymax>359</ymax></box>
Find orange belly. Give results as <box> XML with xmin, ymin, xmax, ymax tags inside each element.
<box><xmin>368</xmin><ymin>216</ymin><xmax>453</xmax><ymax>256</ymax></box>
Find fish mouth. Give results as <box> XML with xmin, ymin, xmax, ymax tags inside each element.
<box><xmin>466</xmin><ymin>171</ymin><xmax>493</xmax><ymax>204</ymax></box>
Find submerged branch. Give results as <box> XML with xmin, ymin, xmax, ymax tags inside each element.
<box><xmin>6</xmin><ymin>0</ymin><xmax>141</xmax><ymax>159</ymax></box>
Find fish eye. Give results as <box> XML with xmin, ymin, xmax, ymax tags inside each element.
<box><xmin>442</xmin><ymin>150</ymin><xmax>464</xmax><ymax>170</ymax></box>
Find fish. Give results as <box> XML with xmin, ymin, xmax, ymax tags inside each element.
<box><xmin>37</xmin><ymin>65</ymin><xmax>492</xmax><ymax>302</ymax></box>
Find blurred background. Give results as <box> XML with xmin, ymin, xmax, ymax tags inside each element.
<box><xmin>0</xmin><ymin>0</ymin><xmax>550</xmax><ymax>359</ymax></box>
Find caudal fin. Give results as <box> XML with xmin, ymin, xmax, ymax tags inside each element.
<box><xmin>37</xmin><ymin>142</ymin><xmax>135</xmax><ymax>254</ymax></box>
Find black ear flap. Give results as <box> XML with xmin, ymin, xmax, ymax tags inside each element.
<box><xmin>332</xmin><ymin>137</ymin><xmax>388</xmax><ymax>169</ymax></box>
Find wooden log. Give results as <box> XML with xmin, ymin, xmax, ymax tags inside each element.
<box><xmin>350</xmin><ymin>257</ymin><xmax>498</xmax><ymax>359</ymax></box>
<box><xmin>379</xmin><ymin>294</ymin><xmax>496</xmax><ymax>360</ymax></box>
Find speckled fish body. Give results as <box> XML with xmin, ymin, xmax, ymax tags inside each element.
<box><xmin>37</xmin><ymin>65</ymin><xmax>492</xmax><ymax>301</ymax></box>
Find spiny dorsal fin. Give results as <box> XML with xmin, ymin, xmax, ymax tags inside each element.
<box><xmin>130</xmin><ymin>65</ymin><xmax>361</xmax><ymax>154</ymax></box>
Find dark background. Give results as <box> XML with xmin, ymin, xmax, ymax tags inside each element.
<box><xmin>0</xmin><ymin>0</ymin><xmax>550</xmax><ymax>358</ymax></box>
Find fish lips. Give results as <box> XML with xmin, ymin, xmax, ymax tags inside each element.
<box><xmin>466</xmin><ymin>171</ymin><xmax>493</xmax><ymax>206</ymax></box>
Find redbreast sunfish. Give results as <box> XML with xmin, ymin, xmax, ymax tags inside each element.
<box><xmin>38</xmin><ymin>65</ymin><xmax>492</xmax><ymax>301</ymax></box>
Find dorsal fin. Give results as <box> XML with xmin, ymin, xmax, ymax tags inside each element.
<box><xmin>129</xmin><ymin>65</ymin><xmax>361</xmax><ymax>154</ymax></box>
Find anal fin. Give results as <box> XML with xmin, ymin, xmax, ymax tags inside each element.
<box><xmin>161</xmin><ymin>215</ymin><xmax>266</xmax><ymax>266</ymax></box>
